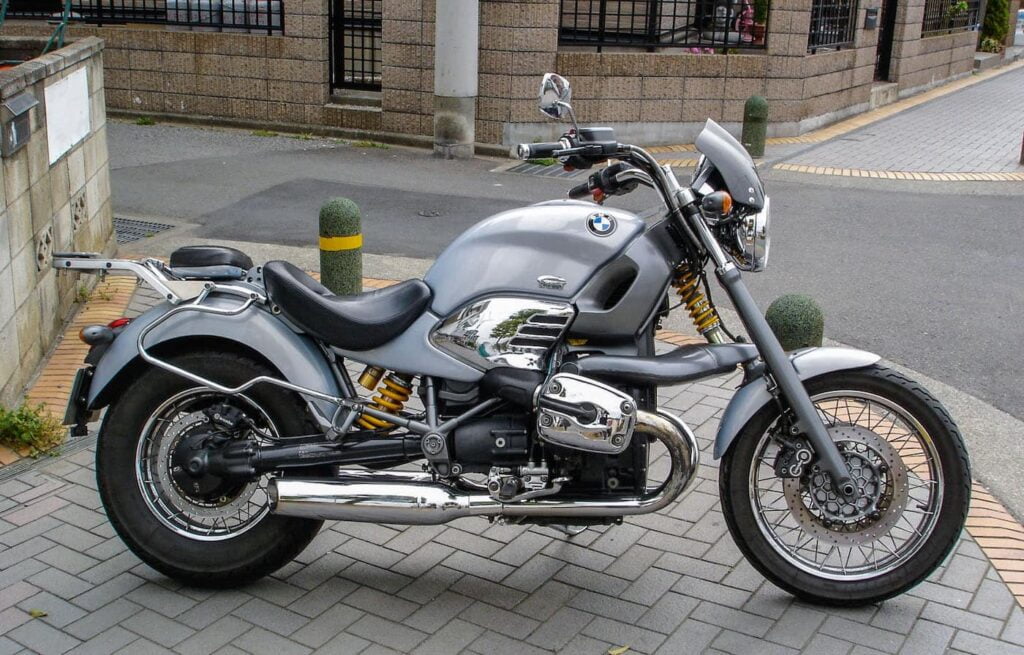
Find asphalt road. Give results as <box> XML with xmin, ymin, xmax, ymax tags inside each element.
<box><xmin>111</xmin><ymin>122</ymin><xmax>1024</xmax><ymax>424</ymax></box>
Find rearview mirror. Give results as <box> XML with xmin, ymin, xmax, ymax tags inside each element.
<box><xmin>538</xmin><ymin>73</ymin><xmax>572</xmax><ymax>119</ymax></box>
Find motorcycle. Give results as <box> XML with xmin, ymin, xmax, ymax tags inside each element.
<box><xmin>56</xmin><ymin>73</ymin><xmax>969</xmax><ymax>606</ymax></box>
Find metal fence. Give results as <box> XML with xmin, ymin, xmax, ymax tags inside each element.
<box><xmin>807</xmin><ymin>0</ymin><xmax>858</xmax><ymax>52</ymax></box>
<box><xmin>6</xmin><ymin>0</ymin><xmax>283</xmax><ymax>33</ymax></box>
<box><xmin>559</xmin><ymin>0</ymin><xmax>769</xmax><ymax>51</ymax></box>
<box><xmin>920</xmin><ymin>0</ymin><xmax>980</xmax><ymax>36</ymax></box>
<box><xmin>330</xmin><ymin>0</ymin><xmax>381</xmax><ymax>90</ymax></box>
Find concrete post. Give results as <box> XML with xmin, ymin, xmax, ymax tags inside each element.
<box><xmin>433</xmin><ymin>0</ymin><xmax>479</xmax><ymax>159</ymax></box>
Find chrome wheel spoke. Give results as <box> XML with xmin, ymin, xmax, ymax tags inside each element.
<box><xmin>749</xmin><ymin>390</ymin><xmax>943</xmax><ymax>581</ymax></box>
<box><xmin>136</xmin><ymin>389</ymin><xmax>276</xmax><ymax>541</ymax></box>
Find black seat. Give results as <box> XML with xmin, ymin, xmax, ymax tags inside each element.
<box><xmin>170</xmin><ymin>245</ymin><xmax>253</xmax><ymax>270</ymax></box>
<box><xmin>263</xmin><ymin>260</ymin><xmax>432</xmax><ymax>351</ymax></box>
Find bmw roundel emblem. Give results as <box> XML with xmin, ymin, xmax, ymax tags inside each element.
<box><xmin>587</xmin><ymin>212</ymin><xmax>616</xmax><ymax>237</ymax></box>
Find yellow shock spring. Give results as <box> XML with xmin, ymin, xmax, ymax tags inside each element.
<box><xmin>357</xmin><ymin>373</ymin><xmax>413</xmax><ymax>430</ymax></box>
<box><xmin>673</xmin><ymin>268</ymin><xmax>722</xmax><ymax>334</ymax></box>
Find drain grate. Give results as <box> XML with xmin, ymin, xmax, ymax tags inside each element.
<box><xmin>113</xmin><ymin>217</ymin><xmax>175</xmax><ymax>244</ymax></box>
<box><xmin>504</xmin><ymin>162</ymin><xmax>584</xmax><ymax>179</ymax></box>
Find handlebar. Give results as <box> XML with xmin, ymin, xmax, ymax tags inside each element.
<box><xmin>567</xmin><ymin>178</ymin><xmax>596</xmax><ymax>200</ymax></box>
<box><xmin>515</xmin><ymin>140</ymin><xmax>568</xmax><ymax>160</ymax></box>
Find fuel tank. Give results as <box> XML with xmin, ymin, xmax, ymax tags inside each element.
<box><xmin>423</xmin><ymin>200</ymin><xmax>646</xmax><ymax>316</ymax></box>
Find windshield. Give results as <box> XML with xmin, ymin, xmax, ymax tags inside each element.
<box><xmin>694</xmin><ymin>119</ymin><xmax>766</xmax><ymax>210</ymax></box>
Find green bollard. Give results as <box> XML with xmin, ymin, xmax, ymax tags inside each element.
<box><xmin>319</xmin><ymin>197</ymin><xmax>362</xmax><ymax>296</ymax></box>
<box><xmin>741</xmin><ymin>95</ymin><xmax>768</xmax><ymax>158</ymax></box>
<box><xmin>765</xmin><ymin>294</ymin><xmax>824</xmax><ymax>352</ymax></box>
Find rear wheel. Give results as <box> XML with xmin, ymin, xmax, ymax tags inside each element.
<box><xmin>720</xmin><ymin>364</ymin><xmax>970</xmax><ymax>605</ymax></box>
<box><xmin>97</xmin><ymin>351</ymin><xmax>323</xmax><ymax>587</ymax></box>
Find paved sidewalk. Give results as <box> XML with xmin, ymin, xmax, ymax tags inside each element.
<box><xmin>782</xmin><ymin>66</ymin><xmax>1024</xmax><ymax>175</ymax></box>
<box><xmin>2</xmin><ymin>287</ymin><xmax>1024</xmax><ymax>654</ymax></box>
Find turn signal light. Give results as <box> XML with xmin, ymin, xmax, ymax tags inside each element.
<box><xmin>107</xmin><ymin>317</ymin><xmax>131</xmax><ymax>329</ymax></box>
<box><xmin>79</xmin><ymin>325</ymin><xmax>115</xmax><ymax>346</ymax></box>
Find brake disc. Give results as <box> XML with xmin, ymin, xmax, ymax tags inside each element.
<box><xmin>783</xmin><ymin>425</ymin><xmax>909</xmax><ymax>546</ymax></box>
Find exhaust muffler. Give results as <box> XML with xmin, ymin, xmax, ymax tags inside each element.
<box><xmin>268</xmin><ymin>409</ymin><xmax>699</xmax><ymax>525</ymax></box>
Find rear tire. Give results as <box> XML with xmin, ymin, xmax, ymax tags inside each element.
<box><xmin>97</xmin><ymin>351</ymin><xmax>323</xmax><ymax>587</ymax></box>
<box><xmin>720</xmin><ymin>364</ymin><xmax>970</xmax><ymax>606</ymax></box>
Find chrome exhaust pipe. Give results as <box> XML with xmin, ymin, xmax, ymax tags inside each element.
<box><xmin>268</xmin><ymin>409</ymin><xmax>699</xmax><ymax>525</ymax></box>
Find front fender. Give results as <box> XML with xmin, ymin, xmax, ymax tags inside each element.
<box><xmin>713</xmin><ymin>347</ymin><xmax>881</xmax><ymax>459</ymax></box>
<box><xmin>89</xmin><ymin>296</ymin><xmax>341</xmax><ymax>422</ymax></box>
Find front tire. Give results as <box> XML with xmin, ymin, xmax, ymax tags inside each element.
<box><xmin>720</xmin><ymin>364</ymin><xmax>970</xmax><ymax>606</ymax></box>
<box><xmin>97</xmin><ymin>351</ymin><xmax>323</xmax><ymax>587</ymax></box>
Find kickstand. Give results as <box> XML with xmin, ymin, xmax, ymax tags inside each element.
<box><xmin>550</xmin><ymin>524</ymin><xmax>588</xmax><ymax>537</ymax></box>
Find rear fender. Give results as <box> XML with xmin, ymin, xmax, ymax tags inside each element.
<box><xmin>89</xmin><ymin>297</ymin><xmax>342</xmax><ymax>424</ymax></box>
<box><xmin>713</xmin><ymin>347</ymin><xmax>881</xmax><ymax>459</ymax></box>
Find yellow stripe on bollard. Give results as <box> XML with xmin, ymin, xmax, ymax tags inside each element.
<box><xmin>319</xmin><ymin>234</ymin><xmax>363</xmax><ymax>251</ymax></box>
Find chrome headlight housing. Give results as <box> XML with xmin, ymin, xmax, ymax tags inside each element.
<box><xmin>733</xmin><ymin>196</ymin><xmax>770</xmax><ymax>272</ymax></box>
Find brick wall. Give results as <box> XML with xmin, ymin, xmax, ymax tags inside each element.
<box><xmin>890</xmin><ymin>0</ymin><xmax>977</xmax><ymax>94</ymax></box>
<box><xmin>0</xmin><ymin>0</ymin><xmax>982</xmax><ymax>146</ymax></box>
<box><xmin>0</xmin><ymin>37</ymin><xmax>116</xmax><ymax>407</ymax></box>
<box><xmin>3</xmin><ymin>0</ymin><xmax>330</xmax><ymax>127</ymax></box>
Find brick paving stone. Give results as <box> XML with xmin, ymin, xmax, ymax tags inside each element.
<box><xmin>818</xmin><ymin>616</ymin><xmax>903</xmax><ymax>653</ymax></box>
<box><xmin>899</xmin><ymin>619</ymin><xmax>954</xmax><ymax>654</ymax></box>
<box><xmin>3</xmin><ymin>325</ymin><xmax>1024</xmax><ymax>655</ymax></box>
<box><xmin>395</xmin><ymin>566</ymin><xmax>462</xmax><ymax>605</ymax></box>
<box><xmin>232</xmin><ymin>598</ymin><xmax>309</xmax><ymax>636</ymax></box>
<box><xmin>7</xmin><ymin>617</ymin><xmax>82</xmax><ymax>654</ymax></box>
<box><xmin>655</xmin><ymin>618</ymin><xmax>721</xmax><ymax>654</ymax></box>
<box><xmin>66</xmin><ymin>625</ymin><xmax>138</xmax><ymax>655</ymax></box>
<box><xmin>17</xmin><ymin>590</ymin><xmax>88</xmax><ymax>628</ymax></box>
<box><xmin>289</xmin><ymin>603</ymin><xmax>363</xmax><ymax>649</ymax></box>
<box><xmin>174</xmin><ymin>616</ymin><xmax>253</xmax><ymax>655</ymax></box>
<box><xmin>525</xmin><ymin>606</ymin><xmax>594</xmax><ymax>650</ymax></box>
<box><xmin>347</xmin><ymin>614</ymin><xmax>428</xmax><ymax>651</ymax></box>
<box><xmin>403</xmin><ymin>590</ymin><xmax>473</xmax><ymax>633</ymax></box>
<box><xmin>410</xmin><ymin>618</ymin><xmax>483</xmax><ymax>655</ymax></box>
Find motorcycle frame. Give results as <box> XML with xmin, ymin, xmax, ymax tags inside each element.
<box><xmin>54</xmin><ymin>135</ymin><xmax>859</xmax><ymax>495</ymax></box>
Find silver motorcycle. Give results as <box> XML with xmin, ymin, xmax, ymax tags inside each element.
<box><xmin>57</xmin><ymin>73</ymin><xmax>969</xmax><ymax>605</ymax></box>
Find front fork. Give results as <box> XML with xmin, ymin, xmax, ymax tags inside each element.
<box><xmin>679</xmin><ymin>197</ymin><xmax>858</xmax><ymax>498</ymax></box>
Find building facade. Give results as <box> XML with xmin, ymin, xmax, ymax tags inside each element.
<box><xmin>4</xmin><ymin>0</ymin><xmax>983</xmax><ymax>147</ymax></box>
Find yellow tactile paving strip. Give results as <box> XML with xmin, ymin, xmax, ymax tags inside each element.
<box><xmin>966</xmin><ymin>482</ymin><xmax>1024</xmax><ymax>606</ymax></box>
<box><xmin>16</xmin><ymin>277</ymin><xmax>1024</xmax><ymax>606</ymax></box>
<box><xmin>648</xmin><ymin>60</ymin><xmax>1024</xmax><ymax>175</ymax></box>
<box><xmin>774</xmin><ymin>163</ymin><xmax>1024</xmax><ymax>181</ymax></box>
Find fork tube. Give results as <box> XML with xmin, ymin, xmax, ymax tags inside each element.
<box><xmin>717</xmin><ymin>263</ymin><xmax>856</xmax><ymax>497</ymax></box>
<box><xmin>681</xmin><ymin>206</ymin><xmax>857</xmax><ymax>497</ymax></box>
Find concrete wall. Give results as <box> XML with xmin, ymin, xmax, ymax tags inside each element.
<box><xmin>0</xmin><ymin>37</ymin><xmax>115</xmax><ymax>408</ymax></box>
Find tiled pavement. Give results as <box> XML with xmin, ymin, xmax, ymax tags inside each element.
<box><xmin>3</xmin><ymin>355</ymin><xmax>1024</xmax><ymax>654</ymax></box>
<box><xmin>783</xmin><ymin>66</ymin><xmax>1024</xmax><ymax>174</ymax></box>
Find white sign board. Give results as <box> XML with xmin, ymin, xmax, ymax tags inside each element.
<box><xmin>45</xmin><ymin>67</ymin><xmax>90</xmax><ymax>165</ymax></box>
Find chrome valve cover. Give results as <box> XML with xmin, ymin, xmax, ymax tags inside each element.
<box><xmin>536</xmin><ymin>373</ymin><xmax>637</xmax><ymax>455</ymax></box>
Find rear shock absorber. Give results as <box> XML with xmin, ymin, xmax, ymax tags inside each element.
<box><xmin>672</xmin><ymin>265</ymin><xmax>727</xmax><ymax>344</ymax></box>
<box><xmin>356</xmin><ymin>367</ymin><xmax>413</xmax><ymax>430</ymax></box>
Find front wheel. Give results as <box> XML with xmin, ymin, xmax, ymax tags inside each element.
<box><xmin>720</xmin><ymin>364</ymin><xmax>970</xmax><ymax>606</ymax></box>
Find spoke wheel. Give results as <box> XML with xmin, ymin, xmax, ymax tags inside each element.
<box><xmin>136</xmin><ymin>389</ymin><xmax>275</xmax><ymax>541</ymax></box>
<box><xmin>720</xmin><ymin>365</ymin><xmax>970</xmax><ymax>606</ymax></box>
<box><xmin>750</xmin><ymin>391</ymin><xmax>942</xmax><ymax>580</ymax></box>
<box><xmin>97</xmin><ymin>350</ymin><xmax>323</xmax><ymax>587</ymax></box>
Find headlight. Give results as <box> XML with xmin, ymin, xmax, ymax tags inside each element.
<box><xmin>733</xmin><ymin>196</ymin><xmax>770</xmax><ymax>272</ymax></box>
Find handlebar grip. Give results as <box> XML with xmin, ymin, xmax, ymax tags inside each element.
<box><xmin>567</xmin><ymin>179</ymin><xmax>594</xmax><ymax>200</ymax></box>
<box><xmin>514</xmin><ymin>142</ymin><xmax>563</xmax><ymax>160</ymax></box>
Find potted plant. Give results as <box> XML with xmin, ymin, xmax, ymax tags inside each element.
<box><xmin>943</xmin><ymin>0</ymin><xmax>969</xmax><ymax>30</ymax></box>
<box><xmin>753</xmin><ymin>0</ymin><xmax>769</xmax><ymax>43</ymax></box>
